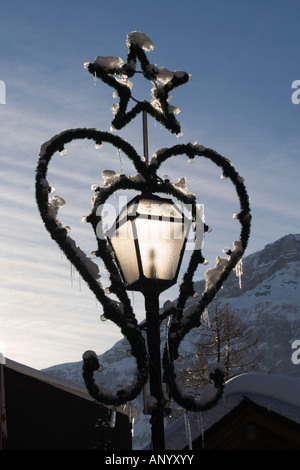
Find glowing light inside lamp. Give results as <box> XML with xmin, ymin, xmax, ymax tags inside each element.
<box><xmin>106</xmin><ymin>194</ymin><xmax>191</xmax><ymax>293</ymax></box>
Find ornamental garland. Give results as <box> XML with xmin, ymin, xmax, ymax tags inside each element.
<box><xmin>35</xmin><ymin>129</ymin><xmax>150</xmax><ymax>407</ymax></box>
<box><xmin>35</xmin><ymin>32</ymin><xmax>251</xmax><ymax>412</ymax></box>
<box><xmin>85</xmin><ymin>31</ymin><xmax>190</xmax><ymax>135</ymax></box>
<box><xmin>35</xmin><ymin>127</ymin><xmax>251</xmax><ymax>410</ymax></box>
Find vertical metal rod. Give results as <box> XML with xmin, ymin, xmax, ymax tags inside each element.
<box><xmin>142</xmin><ymin>110</ymin><xmax>149</xmax><ymax>165</ymax></box>
<box><xmin>143</xmin><ymin>289</ymin><xmax>165</xmax><ymax>450</ymax></box>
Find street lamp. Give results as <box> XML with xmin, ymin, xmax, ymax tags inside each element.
<box><xmin>35</xmin><ymin>31</ymin><xmax>251</xmax><ymax>451</ymax></box>
<box><xmin>106</xmin><ymin>192</ymin><xmax>191</xmax><ymax>449</ymax></box>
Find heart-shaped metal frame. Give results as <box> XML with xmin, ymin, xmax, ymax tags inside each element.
<box><xmin>35</xmin><ymin>127</ymin><xmax>251</xmax><ymax>411</ymax></box>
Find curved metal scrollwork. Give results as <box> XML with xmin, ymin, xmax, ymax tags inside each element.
<box><xmin>35</xmin><ymin>32</ymin><xmax>251</xmax><ymax>410</ymax></box>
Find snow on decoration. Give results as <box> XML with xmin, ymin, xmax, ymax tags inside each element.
<box><xmin>94</xmin><ymin>56</ymin><xmax>124</xmax><ymax>69</ymax></box>
<box><xmin>85</xmin><ymin>30</ymin><xmax>190</xmax><ymax>135</ymax></box>
<box><xmin>35</xmin><ymin>32</ymin><xmax>251</xmax><ymax>413</ymax></box>
<box><xmin>204</xmin><ymin>240</ymin><xmax>243</xmax><ymax>292</ymax></box>
<box><xmin>127</xmin><ymin>31</ymin><xmax>154</xmax><ymax>51</ymax></box>
<box><xmin>102</xmin><ymin>169</ymin><xmax>118</xmax><ymax>186</ymax></box>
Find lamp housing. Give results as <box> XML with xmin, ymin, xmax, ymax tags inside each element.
<box><xmin>106</xmin><ymin>193</ymin><xmax>191</xmax><ymax>294</ymax></box>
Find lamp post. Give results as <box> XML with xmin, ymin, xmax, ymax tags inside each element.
<box><xmin>35</xmin><ymin>31</ymin><xmax>251</xmax><ymax>452</ymax></box>
<box><xmin>106</xmin><ymin>191</ymin><xmax>191</xmax><ymax>449</ymax></box>
<box><xmin>104</xmin><ymin>108</ymin><xmax>191</xmax><ymax>449</ymax></box>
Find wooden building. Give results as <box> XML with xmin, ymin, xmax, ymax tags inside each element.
<box><xmin>164</xmin><ymin>373</ymin><xmax>300</xmax><ymax>450</ymax></box>
<box><xmin>0</xmin><ymin>358</ymin><xmax>132</xmax><ymax>450</ymax></box>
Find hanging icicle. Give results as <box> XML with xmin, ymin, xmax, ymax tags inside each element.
<box><xmin>70</xmin><ymin>262</ymin><xmax>74</xmax><ymax>288</ymax></box>
<box><xmin>118</xmin><ymin>148</ymin><xmax>124</xmax><ymax>167</ymax></box>
<box><xmin>127</xmin><ymin>402</ymin><xmax>135</xmax><ymax>437</ymax></box>
<box><xmin>235</xmin><ymin>258</ymin><xmax>243</xmax><ymax>289</ymax></box>
<box><xmin>184</xmin><ymin>410</ymin><xmax>193</xmax><ymax>450</ymax></box>
<box><xmin>165</xmin><ymin>315</ymin><xmax>172</xmax><ymax>361</ymax></box>
<box><xmin>143</xmin><ymin>384</ymin><xmax>149</xmax><ymax>415</ymax></box>
<box><xmin>196</xmin><ymin>412</ymin><xmax>205</xmax><ymax>449</ymax></box>
<box><xmin>202</xmin><ymin>308</ymin><xmax>210</xmax><ymax>327</ymax></box>
<box><xmin>127</xmin><ymin>401</ymin><xmax>132</xmax><ymax>423</ymax></box>
<box><xmin>110</xmin><ymin>407</ymin><xmax>116</xmax><ymax>428</ymax></box>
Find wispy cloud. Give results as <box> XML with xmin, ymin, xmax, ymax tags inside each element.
<box><xmin>0</xmin><ymin>2</ymin><xmax>299</xmax><ymax>371</ymax></box>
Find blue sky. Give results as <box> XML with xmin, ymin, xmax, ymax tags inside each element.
<box><xmin>0</xmin><ymin>0</ymin><xmax>299</xmax><ymax>370</ymax></box>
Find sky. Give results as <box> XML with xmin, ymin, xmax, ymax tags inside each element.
<box><xmin>0</xmin><ymin>0</ymin><xmax>299</xmax><ymax>371</ymax></box>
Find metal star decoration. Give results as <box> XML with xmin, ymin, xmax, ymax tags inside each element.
<box><xmin>84</xmin><ymin>31</ymin><xmax>191</xmax><ymax>135</ymax></box>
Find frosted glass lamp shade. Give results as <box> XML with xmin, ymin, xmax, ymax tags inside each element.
<box><xmin>106</xmin><ymin>193</ymin><xmax>191</xmax><ymax>294</ymax></box>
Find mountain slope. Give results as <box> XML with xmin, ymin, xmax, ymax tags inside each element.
<box><xmin>213</xmin><ymin>233</ymin><xmax>300</xmax><ymax>376</ymax></box>
<box><xmin>42</xmin><ymin>233</ymin><xmax>300</xmax><ymax>448</ymax></box>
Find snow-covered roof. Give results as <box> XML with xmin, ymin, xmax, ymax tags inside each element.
<box><xmin>3</xmin><ymin>357</ymin><xmax>95</xmax><ymax>402</ymax></box>
<box><xmin>163</xmin><ymin>373</ymin><xmax>300</xmax><ymax>450</ymax></box>
<box><xmin>225</xmin><ymin>373</ymin><xmax>300</xmax><ymax>411</ymax></box>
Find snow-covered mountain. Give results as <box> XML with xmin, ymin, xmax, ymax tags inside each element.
<box><xmin>215</xmin><ymin>232</ymin><xmax>300</xmax><ymax>377</ymax></box>
<box><xmin>42</xmin><ymin>233</ymin><xmax>300</xmax><ymax>449</ymax></box>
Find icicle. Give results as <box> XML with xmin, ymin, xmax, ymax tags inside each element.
<box><xmin>110</xmin><ymin>407</ymin><xmax>116</xmax><ymax>428</ymax></box>
<box><xmin>196</xmin><ymin>412</ymin><xmax>201</xmax><ymax>432</ymax></box>
<box><xmin>200</xmin><ymin>413</ymin><xmax>205</xmax><ymax>449</ymax></box>
<box><xmin>127</xmin><ymin>402</ymin><xmax>132</xmax><ymax>423</ymax></box>
<box><xmin>165</xmin><ymin>315</ymin><xmax>172</xmax><ymax>361</ymax></box>
<box><xmin>196</xmin><ymin>412</ymin><xmax>205</xmax><ymax>448</ymax></box>
<box><xmin>70</xmin><ymin>262</ymin><xmax>74</xmax><ymax>288</ymax></box>
<box><xmin>117</xmin><ymin>148</ymin><xmax>123</xmax><ymax>167</ymax></box>
<box><xmin>202</xmin><ymin>308</ymin><xmax>210</xmax><ymax>327</ymax></box>
<box><xmin>184</xmin><ymin>410</ymin><xmax>193</xmax><ymax>450</ymax></box>
<box><xmin>235</xmin><ymin>258</ymin><xmax>243</xmax><ymax>289</ymax></box>
<box><xmin>143</xmin><ymin>384</ymin><xmax>149</xmax><ymax>414</ymax></box>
